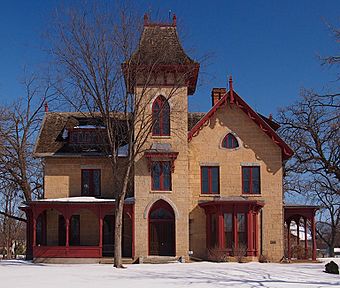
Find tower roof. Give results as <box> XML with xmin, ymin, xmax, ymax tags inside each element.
<box><xmin>130</xmin><ymin>15</ymin><xmax>197</xmax><ymax>66</ymax></box>
<box><xmin>123</xmin><ymin>14</ymin><xmax>199</xmax><ymax>95</ymax></box>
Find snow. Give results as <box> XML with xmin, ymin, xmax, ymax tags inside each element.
<box><xmin>1</xmin><ymin>258</ymin><xmax>339</xmax><ymax>288</ymax></box>
<box><xmin>33</xmin><ymin>197</ymin><xmax>116</xmax><ymax>203</ymax></box>
<box><xmin>290</xmin><ymin>223</ymin><xmax>312</xmax><ymax>241</ymax></box>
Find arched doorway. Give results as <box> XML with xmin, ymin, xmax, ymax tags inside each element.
<box><xmin>148</xmin><ymin>200</ymin><xmax>175</xmax><ymax>256</ymax></box>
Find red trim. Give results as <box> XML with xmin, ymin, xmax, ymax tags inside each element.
<box><xmin>152</xmin><ymin>96</ymin><xmax>170</xmax><ymax>136</ymax></box>
<box><xmin>151</xmin><ymin>161</ymin><xmax>172</xmax><ymax>191</ymax></box>
<box><xmin>148</xmin><ymin>200</ymin><xmax>176</xmax><ymax>256</ymax></box>
<box><xmin>122</xmin><ymin>63</ymin><xmax>200</xmax><ymax>95</ymax></box>
<box><xmin>221</xmin><ymin>133</ymin><xmax>239</xmax><ymax>149</ymax></box>
<box><xmin>188</xmin><ymin>90</ymin><xmax>294</xmax><ymax>160</ymax></box>
<box><xmin>81</xmin><ymin>169</ymin><xmax>101</xmax><ymax>196</ymax></box>
<box><xmin>201</xmin><ymin>166</ymin><xmax>220</xmax><ymax>194</ymax></box>
<box><xmin>242</xmin><ymin>166</ymin><xmax>260</xmax><ymax>194</ymax></box>
<box><xmin>145</xmin><ymin>152</ymin><xmax>178</xmax><ymax>173</ymax></box>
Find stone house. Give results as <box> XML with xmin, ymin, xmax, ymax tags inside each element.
<box><xmin>21</xmin><ymin>15</ymin><xmax>318</xmax><ymax>263</ymax></box>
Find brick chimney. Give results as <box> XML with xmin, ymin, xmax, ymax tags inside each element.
<box><xmin>211</xmin><ymin>88</ymin><xmax>226</xmax><ymax>106</ymax></box>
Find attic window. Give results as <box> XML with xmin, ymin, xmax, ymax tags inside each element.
<box><xmin>221</xmin><ymin>133</ymin><xmax>239</xmax><ymax>149</ymax></box>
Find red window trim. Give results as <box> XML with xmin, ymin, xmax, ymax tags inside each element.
<box><xmin>242</xmin><ymin>166</ymin><xmax>260</xmax><ymax>194</ymax></box>
<box><xmin>151</xmin><ymin>161</ymin><xmax>172</xmax><ymax>191</ymax></box>
<box><xmin>221</xmin><ymin>133</ymin><xmax>239</xmax><ymax>149</ymax></box>
<box><xmin>152</xmin><ymin>96</ymin><xmax>170</xmax><ymax>136</ymax></box>
<box><xmin>81</xmin><ymin>169</ymin><xmax>101</xmax><ymax>196</ymax></box>
<box><xmin>201</xmin><ymin>166</ymin><xmax>220</xmax><ymax>194</ymax></box>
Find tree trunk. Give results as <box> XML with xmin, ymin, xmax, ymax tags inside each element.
<box><xmin>113</xmin><ymin>194</ymin><xmax>125</xmax><ymax>268</ymax></box>
<box><xmin>329</xmin><ymin>244</ymin><xmax>335</xmax><ymax>257</ymax></box>
<box><xmin>113</xmin><ymin>162</ymin><xmax>132</xmax><ymax>268</ymax></box>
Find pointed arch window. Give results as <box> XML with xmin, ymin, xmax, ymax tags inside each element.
<box><xmin>222</xmin><ymin>133</ymin><xmax>239</xmax><ymax>149</ymax></box>
<box><xmin>152</xmin><ymin>96</ymin><xmax>170</xmax><ymax>136</ymax></box>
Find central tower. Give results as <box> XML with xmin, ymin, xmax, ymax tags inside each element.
<box><xmin>123</xmin><ymin>14</ymin><xmax>199</xmax><ymax>260</ymax></box>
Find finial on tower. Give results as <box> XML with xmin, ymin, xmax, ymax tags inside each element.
<box><xmin>44</xmin><ymin>101</ymin><xmax>49</xmax><ymax>113</ymax></box>
<box><xmin>144</xmin><ymin>14</ymin><xmax>149</xmax><ymax>26</ymax></box>
<box><xmin>172</xmin><ymin>14</ymin><xmax>177</xmax><ymax>26</ymax></box>
<box><xmin>229</xmin><ymin>75</ymin><xmax>234</xmax><ymax>104</ymax></box>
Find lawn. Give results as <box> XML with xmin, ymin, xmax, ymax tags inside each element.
<box><xmin>1</xmin><ymin>258</ymin><xmax>339</xmax><ymax>287</ymax></box>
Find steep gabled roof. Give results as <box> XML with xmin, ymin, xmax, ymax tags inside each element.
<box><xmin>123</xmin><ymin>15</ymin><xmax>200</xmax><ymax>95</ymax></box>
<box><xmin>188</xmin><ymin>89</ymin><xmax>294</xmax><ymax>160</ymax></box>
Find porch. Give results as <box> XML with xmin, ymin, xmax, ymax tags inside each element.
<box><xmin>284</xmin><ymin>204</ymin><xmax>318</xmax><ymax>261</ymax></box>
<box><xmin>199</xmin><ymin>198</ymin><xmax>264</xmax><ymax>258</ymax></box>
<box><xmin>20</xmin><ymin>197</ymin><xmax>134</xmax><ymax>260</ymax></box>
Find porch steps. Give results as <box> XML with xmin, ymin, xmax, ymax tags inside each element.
<box><xmin>140</xmin><ymin>256</ymin><xmax>178</xmax><ymax>264</ymax></box>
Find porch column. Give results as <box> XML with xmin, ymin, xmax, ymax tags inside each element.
<box><xmin>253</xmin><ymin>212</ymin><xmax>258</xmax><ymax>256</ymax></box>
<box><xmin>247</xmin><ymin>210</ymin><xmax>254</xmax><ymax>256</ymax></box>
<box><xmin>304</xmin><ymin>217</ymin><xmax>308</xmax><ymax>259</ymax></box>
<box><xmin>218</xmin><ymin>212</ymin><xmax>224</xmax><ymax>250</ymax></box>
<box><xmin>296</xmin><ymin>217</ymin><xmax>300</xmax><ymax>246</ymax></box>
<box><xmin>233</xmin><ymin>210</ymin><xmax>238</xmax><ymax>250</ymax></box>
<box><xmin>65</xmin><ymin>217</ymin><xmax>70</xmax><ymax>247</ymax></box>
<box><xmin>287</xmin><ymin>219</ymin><xmax>291</xmax><ymax>259</ymax></box>
<box><xmin>33</xmin><ymin>217</ymin><xmax>37</xmax><ymax>247</ymax></box>
<box><xmin>206</xmin><ymin>213</ymin><xmax>211</xmax><ymax>248</ymax></box>
<box><xmin>311</xmin><ymin>216</ymin><xmax>317</xmax><ymax>261</ymax></box>
<box><xmin>99</xmin><ymin>216</ymin><xmax>103</xmax><ymax>252</ymax></box>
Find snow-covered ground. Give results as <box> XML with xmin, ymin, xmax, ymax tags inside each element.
<box><xmin>1</xmin><ymin>258</ymin><xmax>339</xmax><ymax>288</ymax></box>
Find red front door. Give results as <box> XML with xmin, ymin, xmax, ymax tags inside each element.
<box><xmin>148</xmin><ymin>200</ymin><xmax>175</xmax><ymax>256</ymax></box>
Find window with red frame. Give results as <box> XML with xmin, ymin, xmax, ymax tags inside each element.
<box><xmin>222</xmin><ymin>133</ymin><xmax>239</xmax><ymax>149</ymax></box>
<box><xmin>81</xmin><ymin>169</ymin><xmax>101</xmax><ymax>196</ymax></box>
<box><xmin>242</xmin><ymin>166</ymin><xmax>260</xmax><ymax>194</ymax></box>
<box><xmin>152</xmin><ymin>96</ymin><xmax>170</xmax><ymax>136</ymax></box>
<box><xmin>151</xmin><ymin>161</ymin><xmax>171</xmax><ymax>191</ymax></box>
<box><xmin>201</xmin><ymin>166</ymin><xmax>219</xmax><ymax>194</ymax></box>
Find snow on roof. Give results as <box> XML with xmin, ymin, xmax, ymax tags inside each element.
<box><xmin>73</xmin><ymin>125</ymin><xmax>105</xmax><ymax>129</ymax></box>
<box><xmin>30</xmin><ymin>196</ymin><xmax>135</xmax><ymax>204</ymax></box>
<box><xmin>33</xmin><ymin>197</ymin><xmax>115</xmax><ymax>203</ymax></box>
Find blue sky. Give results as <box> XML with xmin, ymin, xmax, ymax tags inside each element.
<box><xmin>0</xmin><ymin>0</ymin><xmax>339</xmax><ymax>115</ymax></box>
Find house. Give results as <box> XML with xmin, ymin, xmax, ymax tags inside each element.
<box><xmin>21</xmin><ymin>15</ymin><xmax>318</xmax><ymax>263</ymax></box>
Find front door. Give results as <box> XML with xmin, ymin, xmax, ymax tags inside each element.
<box><xmin>102</xmin><ymin>215</ymin><xmax>114</xmax><ymax>257</ymax></box>
<box><xmin>148</xmin><ymin>200</ymin><xmax>175</xmax><ymax>256</ymax></box>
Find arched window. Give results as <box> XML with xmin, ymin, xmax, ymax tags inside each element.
<box><xmin>222</xmin><ymin>133</ymin><xmax>239</xmax><ymax>149</ymax></box>
<box><xmin>152</xmin><ymin>96</ymin><xmax>170</xmax><ymax>136</ymax></box>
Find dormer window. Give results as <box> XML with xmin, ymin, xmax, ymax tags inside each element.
<box><xmin>222</xmin><ymin>133</ymin><xmax>239</xmax><ymax>149</ymax></box>
<box><xmin>152</xmin><ymin>96</ymin><xmax>170</xmax><ymax>136</ymax></box>
<box><xmin>69</xmin><ymin>126</ymin><xmax>105</xmax><ymax>145</ymax></box>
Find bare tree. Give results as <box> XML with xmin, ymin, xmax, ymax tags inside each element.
<box><xmin>49</xmin><ymin>3</ymin><xmax>198</xmax><ymax>267</ymax></box>
<box><xmin>278</xmin><ymin>89</ymin><xmax>340</xmax><ymax>256</ymax></box>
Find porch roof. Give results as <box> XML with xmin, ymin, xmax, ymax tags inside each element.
<box><xmin>199</xmin><ymin>196</ymin><xmax>265</xmax><ymax>208</ymax></box>
<box><xmin>284</xmin><ymin>203</ymin><xmax>319</xmax><ymax>221</ymax></box>
<box><xmin>23</xmin><ymin>196</ymin><xmax>135</xmax><ymax>205</ymax></box>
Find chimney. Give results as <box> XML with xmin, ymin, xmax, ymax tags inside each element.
<box><xmin>44</xmin><ymin>101</ymin><xmax>49</xmax><ymax>113</ymax></box>
<box><xmin>211</xmin><ymin>88</ymin><xmax>226</xmax><ymax>106</ymax></box>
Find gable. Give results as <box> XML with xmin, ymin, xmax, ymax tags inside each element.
<box><xmin>188</xmin><ymin>90</ymin><xmax>293</xmax><ymax>160</ymax></box>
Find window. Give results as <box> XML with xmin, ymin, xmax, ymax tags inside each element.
<box><xmin>151</xmin><ymin>161</ymin><xmax>171</xmax><ymax>191</ymax></box>
<box><xmin>201</xmin><ymin>166</ymin><xmax>219</xmax><ymax>194</ymax></box>
<box><xmin>224</xmin><ymin>213</ymin><xmax>233</xmax><ymax>249</ymax></box>
<box><xmin>210</xmin><ymin>214</ymin><xmax>218</xmax><ymax>248</ymax></box>
<box><xmin>222</xmin><ymin>133</ymin><xmax>239</xmax><ymax>149</ymax></box>
<box><xmin>70</xmin><ymin>215</ymin><xmax>80</xmax><ymax>246</ymax></box>
<box><xmin>69</xmin><ymin>129</ymin><xmax>105</xmax><ymax>145</ymax></box>
<box><xmin>242</xmin><ymin>166</ymin><xmax>260</xmax><ymax>194</ymax></box>
<box><xmin>81</xmin><ymin>169</ymin><xmax>101</xmax><ymax>196</ymax></box>
<box><xmin>237</xmin><ymin>213</ymin><xmax>247</xmax><ymax>246</ymax></box>
<box><xmin>152</xmin><ymin>96</ymin><xmax>170</xmax><ymax>136</ymax></box>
